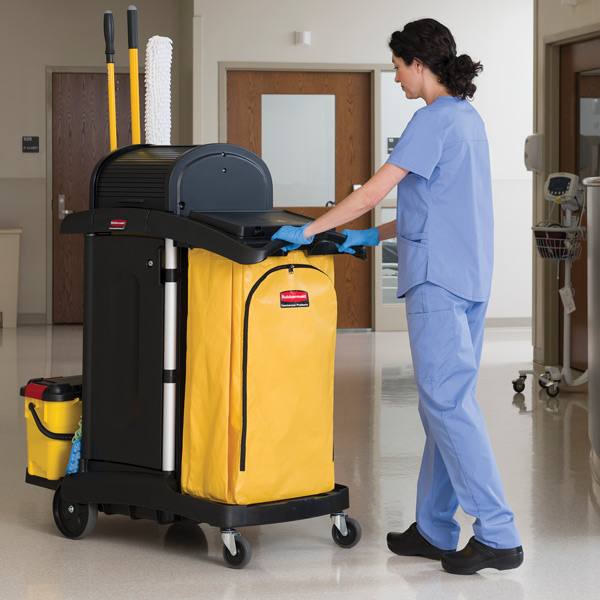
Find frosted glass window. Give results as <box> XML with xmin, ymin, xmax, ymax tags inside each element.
<box><xmin>262</xmin><ymin>94</ymin><xmax>335</xmax><ymax>207</ymax></box>
<box><xmin>579</xmin><ymin>97</ymin><xmax>600</xmax><ymax>179</ymax></box>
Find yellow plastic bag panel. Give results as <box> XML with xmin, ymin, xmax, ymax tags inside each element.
<box><xmin>181</xmin><ymin>249</ymin><xmax>337</xmax><ymax>505</ymax></box>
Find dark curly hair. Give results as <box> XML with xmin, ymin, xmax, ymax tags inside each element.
<box><xmin>388</xmin><ymin>18</ymin><xmax>483</xmax><ymax>100</ymax></box>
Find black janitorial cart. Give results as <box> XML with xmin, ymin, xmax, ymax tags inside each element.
<box><xmin>26</xmin><ymin>143</ymin><xmax>364</xmax><ymax>568</ymax></box>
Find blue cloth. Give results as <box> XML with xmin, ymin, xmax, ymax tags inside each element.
<box><xmin>387</xmin><ymin>96</ymin><xmax>494</xmax><ymax>302</ymax></box>
<box><xmin>406</xmin><ymin>283</ymin><xmax>521</xmax><ymax>550</ymax></box>
<box><xmin>66</xmin><ymin>439</ymin><xmax>81</xmax><ymax>474</ymax></box>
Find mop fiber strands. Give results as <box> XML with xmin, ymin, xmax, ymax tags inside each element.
<box><xmin>145</xmin><ymin>36</ymin><xmax>173</xmax><ymax>145</ymax></box>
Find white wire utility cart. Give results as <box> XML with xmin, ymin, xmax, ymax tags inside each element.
<box><xmin>513</xmin><ymin>172</ymin><xmax>588</xmax><ymax>397</ymax></box>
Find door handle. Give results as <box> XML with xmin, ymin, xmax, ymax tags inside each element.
<box><xmin>58</xmin><ymin>194</ymin><xmax>74</xmax><ymax>220</ymax></box>
<box><xmin>326</xmin><ymin>184</ymin><xmax>362</xmax><ymax>207</ymax></box>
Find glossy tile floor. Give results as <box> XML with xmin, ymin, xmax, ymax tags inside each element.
<box><xmin>2</xmin><ymin>325</ymin><xmax>600</xmax><ymax>599</ymax></box>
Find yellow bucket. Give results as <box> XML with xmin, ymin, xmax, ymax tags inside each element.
<box><xmin>22</xmin><ymin>377</ymin><xmax>82</xmax><ymax>483</ymax></box>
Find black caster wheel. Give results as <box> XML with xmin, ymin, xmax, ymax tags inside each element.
<box><xmin>539</xmin><ymin>376</ymin><xmax>551</xmax><ymax>388</ymax></box>
<box><xmin>222</xmin><ymin>535</ymin><xmax>252</xmax><ymax>569</ymax></box>
<box><xmin>332</xmin><ymin>516</ymin><xmax>362</xmax><ymax>548</ymax></box>
<box><xmin>52</xmin><ymin>485</ymin><xmax>98</xmax><ymax>540</ymax></box>
<box><xmin>546</xmin><ymin>384</ymin><xmax>560</xmax><ymax>397</ymax></box>
<box><xmin>512</xmin><ymin>377</ymin><xmax>525</xmax><ymax>393</ymax></box>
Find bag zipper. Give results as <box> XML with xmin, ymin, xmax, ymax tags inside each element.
<box><xmin>240</xmin><ymin>263</ymin><xmax>329</xmax><ymax>472</ymax></box>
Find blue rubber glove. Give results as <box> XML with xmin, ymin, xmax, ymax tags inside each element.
<box><xmin>337</xmin><ymin>227</ymin><xmax>380</xmax><ymax>254</ymax></box>
<box><xmin>271</xmin><ymin>223</ymin><xmax>314</xmax><ymax>252</ymax></box>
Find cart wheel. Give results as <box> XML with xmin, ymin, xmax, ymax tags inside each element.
<box><xmin>546</xmin><ymin>384</ymin><xmax>560</xmax><ymax>397</ymax></box>
<box><xmin>52</xmin><ymin>485</ymin><xmax>98</xmax><ymax>540</ymax></box>
<box><xmin>222</xmin><ymin>535</ymin><xmax>252</xmax><ymax>569</ymax></box>
<box><xmin>332</xmin><ymin>516</ymin><xmax>362</xmax><ymax>548</ymax></box>
<box><xmin>512</xmin><ymin>377</ymin><xmax>525</xmax><ymax>393</ymax></box>
<box><xmin>539</xmin><ymin>375</ymin><xmax>551</xmax><ymax>388</ymax></box>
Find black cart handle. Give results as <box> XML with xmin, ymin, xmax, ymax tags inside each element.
<box><xmin>61</xmin><ymin>208</ymin><xmax>369</xmax><ymax>265</ymax></box>
<box><xmin>315</xmin><ymin>230</ymin><xmax>368</xmax><ymax>257</ymax></box>
<box><xmin>28</xmin><ymin>403</ymin><xmax>75</xmax><ymax>441</ymax></box>
<box><xmin>267</xmin><ymin>230</ymin><xmax>368</xmax><ymax>261</ymax></box>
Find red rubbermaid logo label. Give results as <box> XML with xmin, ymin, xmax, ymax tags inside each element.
<box><xmin>280</xmin><ymin>290</ymin><xmax>309</xmax><ymax>308</ymax></box>
<box><xmin>109</xmin><ymin>219</ymin><xmax>127</xmax><ymax>230</ymax></box>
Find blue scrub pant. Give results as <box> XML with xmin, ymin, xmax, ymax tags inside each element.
<box><xmin>405</xmin><ymin>282</ymin><xmax>521</xmax><ymax>550</ymax></box>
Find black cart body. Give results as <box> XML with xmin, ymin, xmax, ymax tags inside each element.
<box><xmin>31</xmin><ymin>143</ymin><xmax>363</xmax><ymax>566</ymax></box>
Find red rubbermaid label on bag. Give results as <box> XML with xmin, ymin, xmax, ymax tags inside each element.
<box><xmin>109</xmin><ymin>219</ymin><xmax>127</xmax><ymax>230</ymax></box>
<box><xmin>280</xmin><ymin>290</ymin><xmax>309</xmax><ymax>308</ymax></box>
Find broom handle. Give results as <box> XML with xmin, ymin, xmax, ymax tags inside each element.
<box><xmin>127</xmin><ymin>6</ymin><xmax>141</xmax><ymax>145</ymax></box>
<box><xmin>104</xmin><ymin>11</ymin><xmax>117</xmax><ymax>151</ymax></box>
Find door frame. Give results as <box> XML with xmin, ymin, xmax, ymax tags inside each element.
<box><xmin>218</xmin><ymin>62</ymin><xmax>406</xmax><ymax>331</ymax></box>
<box><xmin>44</xmin><ymin>66</ymin><xmax>134</xmax><ymax>325</ymax></box>
<box><xmin>535</xmin><ymin>25</ymin><xmax>600</xmax><ymax>364</ymax></box>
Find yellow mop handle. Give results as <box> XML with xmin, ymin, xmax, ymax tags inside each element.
<box><xmin>104</xmin><ymin>11</ymin><xmax>118</xmax><ymax>151</ymax></box>
<box><xmin>129</xmin><ymin>50</ymin><xmax>140</xmax><ymax>144</ymax></box>
<box><xmin>107</xmin><ymin>63</ymin><xmax>117</xmax><ymax>151</ymax></box>
<box><xmin>128</xmin><ymin>6</ymin><xmax>141</xmax><ymax>145</ymax></box>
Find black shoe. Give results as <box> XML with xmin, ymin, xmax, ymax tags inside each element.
<box><xmin>387</xmin><ymin>523</ymin><xmax>455</xmax><ymax>560</ymax></box>
<box><xmin>441</xmin><ymin>537</ymin><xmax>524</xmax><ymax>575</ymax></box>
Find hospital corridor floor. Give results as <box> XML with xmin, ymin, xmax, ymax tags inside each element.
<box><xmin>2</xmin><ymin>325</ymin><xmax>600</xmax><ymax>599</ymax></box>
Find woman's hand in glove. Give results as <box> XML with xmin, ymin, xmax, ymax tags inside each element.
<box><xmin>337</xmin><ymin>227</ymin><xmax>380</xmax><ymax>254</ymax></box>
<box><xmin>271</xmin><ymin>223</ymin><xmax>314</xmax><ymax>252</ymax></box>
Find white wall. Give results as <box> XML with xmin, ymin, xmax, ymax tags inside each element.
<box><xmin>192</xmin><ymin>0</ymin><xmax>534</xmax><ymax>325</ymax></box>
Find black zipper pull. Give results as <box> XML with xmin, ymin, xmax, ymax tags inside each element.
<box><xmin>289</xmin><ymin>265</ymin><xmax>294</xmax><ymax>274</ymax></box>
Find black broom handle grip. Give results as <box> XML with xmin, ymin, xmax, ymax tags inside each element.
<box><xmin>104</xmin><ymin>10</ymin><xmax>115</xmax><ymax>63</ymax></box>
<box><xmin>127</xmin><ymin>6</ymin><xmax>138</xmax><ymax>49</ymax></box>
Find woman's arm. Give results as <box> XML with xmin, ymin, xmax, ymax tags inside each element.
<box><xmin>377</xmin><ymin>220</ymin><xmax>398</xmax><ymax>241</ymax></box>
<box><xmin>303</xmin><ymin>163</ymin><xmax>408</xmax><ymax>238</ymax></box>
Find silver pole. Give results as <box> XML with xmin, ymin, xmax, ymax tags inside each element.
<box><xmin>585</xmin><ymin>177</ymin><xmax>600</xmax><ymax>461</ymax></box>
<box><xmin>563</xmin><ymin>208</ymin><xmax>572</xmax><ymax>374</ymax></box>
<box><xmin>162</xmin><ymin>238</ymin><xmax>177</xmax><ymax>472</ymax></box>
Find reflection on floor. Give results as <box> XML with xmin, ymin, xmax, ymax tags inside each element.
<box><xmin>2</xmin><ymin>325</ymin><xmax>600</xmax><ymax>599</ymax></box>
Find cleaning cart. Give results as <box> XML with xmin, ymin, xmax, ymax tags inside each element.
<box><xmin>25</xmin><ymin>142</ymin><xmax>365</xmax><ymax>569</ymax></box>
<box><xmin>512</xmin><ymin>172</ymin><xmax>588</xmax><ymax>397</ymax></box>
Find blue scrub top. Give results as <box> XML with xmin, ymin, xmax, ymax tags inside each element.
<box><xmin>387</xmin><ymin>96</ymin><xmax>494</xmax><ymax>302</ymax></box>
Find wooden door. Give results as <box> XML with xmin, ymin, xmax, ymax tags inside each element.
<box><xmin>559</xmin><ymin>37</ymin><xmax>600</xmax><ymax>369</ymax></box>
<box><xmin>227</xmin><ymin>71</ymin><xmax>372</xmax><ymax>329</ymax></box>
<box><xmin>52</xmin><ymin>72</ymin><xmax>144</xmax><ymax>323</ymax></box>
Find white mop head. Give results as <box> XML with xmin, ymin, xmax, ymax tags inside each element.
<box><xmin>145</xmin><ymin>35</ymin><xmax>173</xmax><ymax>145</ymax></box>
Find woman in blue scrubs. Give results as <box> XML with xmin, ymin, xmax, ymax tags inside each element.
<box><xmin>272</xmin><ymin>18</ymin><xmax>523</xmax><ymax>575</ymax></box>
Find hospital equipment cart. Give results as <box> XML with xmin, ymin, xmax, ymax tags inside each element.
<box><xmin>512</xmin><ymin>172</ymin><xmax>588</xmax><ymax>397</ymax></box>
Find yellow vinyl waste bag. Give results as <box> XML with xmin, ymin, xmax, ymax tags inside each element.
<box><xmin>181</xmin><ymin>249</ymin><xmax>337</xmax><ymax>505</ymax></box>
